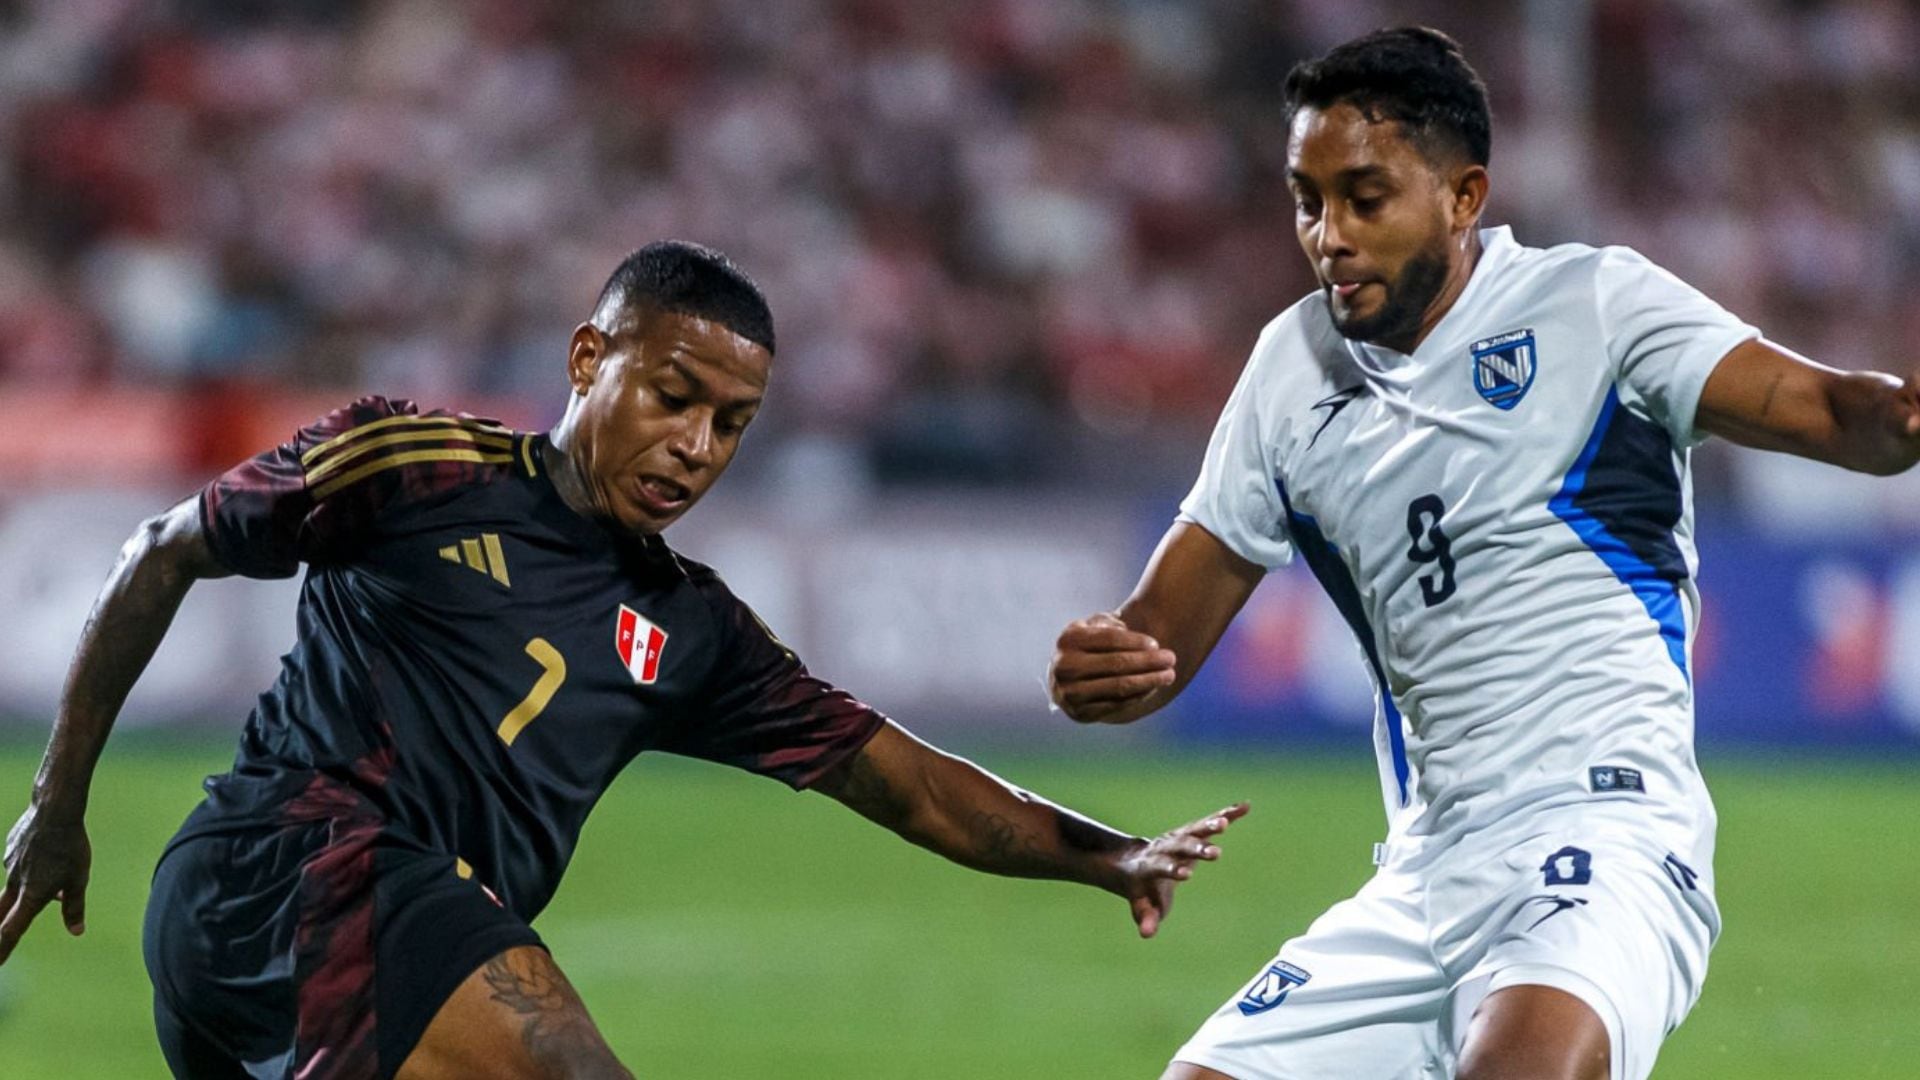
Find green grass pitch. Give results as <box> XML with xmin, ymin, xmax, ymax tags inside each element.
<box><xmin>0</xmin><ymin>739</ymin><xmax>1914</xmax><ymax>1077</ymax></box>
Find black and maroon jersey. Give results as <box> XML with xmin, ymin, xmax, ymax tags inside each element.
<box><xmin>178</xmin><ymin>396</ymin><xmax>885</xmax><ymax>919</ymax></box>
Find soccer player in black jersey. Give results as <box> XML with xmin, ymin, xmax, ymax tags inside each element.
<box><xmin>0</xmin><ymin>241</ymin><xmax>1248</xmax><ymax>1079</ymax></box>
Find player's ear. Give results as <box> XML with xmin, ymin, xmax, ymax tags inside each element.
<box><xmin>567</xmin><ymin>322</ymin><xmax>605</xmax><ymax>396</ymax></box>
<box><xmin>1449</xmin><ymin>163</ymin><xmax>1490</xmax><ymax>231</ymax></box>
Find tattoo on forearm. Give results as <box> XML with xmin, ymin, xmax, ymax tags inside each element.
<box><xmin>966</xmin><ymin>810</ymin><xmax>1030</xmax><ymax>867</ymax></box>
<box><xmin>963</xmin><ymin>804</ymin><xmax>1131</xmax><ymax>878</ymax></box>
<box><xmin>823</xmin><ymin>749</ymin><xmax>1136</xmax><ymax>885</ymax></box>
<box><xmin>481</xmin><ymin>952</ymin><xmax>631</xmax><ymax>1078</ymax></box>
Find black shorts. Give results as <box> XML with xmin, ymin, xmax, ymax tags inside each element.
<box><xmin>143</xmin><ymin>813</ymin><xmax>542</xmax><ymax>1079</ymax></box>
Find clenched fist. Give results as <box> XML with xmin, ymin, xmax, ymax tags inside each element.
<box><xmin>1048</xmin><ymin>613</ymin><xmax>1178</xmax><ymax>724</ymax></box>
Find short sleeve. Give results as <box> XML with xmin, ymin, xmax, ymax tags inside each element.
<box><xmin>1597</xmin><ymin>247</ymin><xmax>1759</xmax><ymax>448</ymax></box>
<box><xmin>1175</xmin><ymin>324</ymin><xmax>1294</xmax><ymax>570</ymax></box>
<box><xmin>199</xmin><ymin>397</ymin><xmax>410</xmax><ymax>577</ymax></box>
<box><xmin>671</xmin><ymin>571</ymin><xmax>887</xmax><ymax>789</ymax></box>
<box><xmin>198</xmin><ymin>396</ymin><xmax>515</xmax><ymax>578</ymax></box>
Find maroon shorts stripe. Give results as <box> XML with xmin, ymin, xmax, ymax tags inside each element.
<box><xmin>291</xmin><ymin>814</ymin><xmax>383</xmax><ymax>1079</ymax></box>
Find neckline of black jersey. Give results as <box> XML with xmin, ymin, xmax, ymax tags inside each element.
<box><xmin>522</xmin><ymin>432</ymin><xmax>674</xmax><ymax>564</ymax></box>
<box><xmin>524</xmin><ymin>432</ymin><xmax>614</xmax><ymax>547</ymax></box>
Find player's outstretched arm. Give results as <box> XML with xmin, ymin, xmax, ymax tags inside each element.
<box><xmin>1049</xmin><ymin>522</ymin><xmax>1263</xmax><ymax>725</ymax></box>
<box><xmin>0</xmin><ymin>496</ymin><xmax>229</xmax><ymax>965</ymax></box>
<box><xmin>814</xmin><ymin>722</ymin><xmax>1248</xmax><ymax>938</ymax></box>
<box><xmin>1696</xmin><ymin>338</ymin><xmax>1920</xmax><ymax>476</ymax></box>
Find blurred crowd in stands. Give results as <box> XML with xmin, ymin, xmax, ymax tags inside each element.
<box><xmin>0</xmin><ymin>0</ymin><xmax>1916</xmax><ymax>519</ymax></box>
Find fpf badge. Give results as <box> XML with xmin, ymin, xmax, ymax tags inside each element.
<box><xmin>616</xmin><ymin>605</ymin><xmax>668</xmax><ymax>684</ymax></box>
<box><xmin>1471</xmin><ymin>329</ymin><xmax>1538</xmax><ymax>410</ymax></box>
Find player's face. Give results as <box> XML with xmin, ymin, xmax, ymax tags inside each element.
<box><xmin>566</xmin><ymin>311</ymin><xmax>769</xmax><ymax>536</ymax></box>
<box><xmin>1287</xmin><ymin>103</ymin><xmax>1467</xmax><ymax>352</ymax></box>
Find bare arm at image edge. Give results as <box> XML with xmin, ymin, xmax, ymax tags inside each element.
<box><xmin>1696</xmin><ymin>337</ymin><xmax>1920</xmax><ymax>476</ymax></box>
<box><xmin>0</xmin><ymin>496</ymin><xmax>230</xmax><ymax>964</ymax></box>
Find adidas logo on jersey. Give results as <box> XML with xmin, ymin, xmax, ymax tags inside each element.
<box><xmin>438</xmin><ymin>533</ymin><xmax>511</xmax><ymax>587</ymax></box>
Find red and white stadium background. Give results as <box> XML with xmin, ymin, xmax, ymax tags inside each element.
<box><xmin>2</xmin><ymin>0</ymin><xmax>1919</xmax><ymax>752</ymax></box>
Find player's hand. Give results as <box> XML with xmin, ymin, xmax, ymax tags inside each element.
<box><xmin>1049</xmin><ymin>613</ymin><xmax>1178</xmax><ymax>724</ymax></box>
<box><xmin>1114</xmin><ymin>802</ymin><xmax>1249</xmax><ymax>938</ymax></box>
<box><xmin>1878</xmin><ymin>370</ymin><xmax>1920</xmax><ymax>474</ymax></box>
<box><xmin>0</xmin><ymin>802</ymin><xmax>92</xmax><ymax>965</ymax></box>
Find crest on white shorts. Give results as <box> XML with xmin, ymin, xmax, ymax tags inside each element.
<box><xmin>1237</xmin><ymin>960</ymin><xmax>1312</xmax><ymax>1016</ymax></box>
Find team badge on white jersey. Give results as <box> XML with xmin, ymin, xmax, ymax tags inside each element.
<box><xmin>1470</xmin><ymin>328</ymin><xmax>1537</xmax><ymax>410</ymax></box>
<box><xmin>615</xmin><ymin>604</ymin><xmax>668</xmax><ymax>684</ymax></box>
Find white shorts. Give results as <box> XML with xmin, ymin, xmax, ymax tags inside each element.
<box><xmin>1172</xmin><ymin>817</ymin><xmax>1719</xmax><ymax>1080</ymax></box>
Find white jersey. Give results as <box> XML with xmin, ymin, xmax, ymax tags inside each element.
<box><xmin>1180</xmin><ymin>225</ymin><xmax>1757</xmax><ymax>867</ymax></box>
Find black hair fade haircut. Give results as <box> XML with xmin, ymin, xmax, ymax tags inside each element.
<box><xmin>592</xmin><ymin>240</ymin><xmax>776</xmax><ymax>355</ymax></box>
<box><xmin>1284</xmin><ymin>27</ymin><xmax>1492</xmax><ymax>168</ymax></box>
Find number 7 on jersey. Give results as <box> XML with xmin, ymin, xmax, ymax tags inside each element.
<box><xmin>498</xmin><ymin>637</ymin><xmax>567</xmax><ymax>745</ymax></box>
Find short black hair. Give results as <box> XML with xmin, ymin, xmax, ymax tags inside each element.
<box><xmin>592</xmin><ymin>240</ymin><xmax>776</xmax><ymax>355</ymax></box>
<box><xmin>1284</xmin><ymin>27</ymin><xmax>1491</xmax><ymax>168</ymax></box>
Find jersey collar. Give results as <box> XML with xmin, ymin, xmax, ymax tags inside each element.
<box><xmin>1348</xmin><ymin>225</ymin><xmax>1518</xmax><ymax>373</ymax></box>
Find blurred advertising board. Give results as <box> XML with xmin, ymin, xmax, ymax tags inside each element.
<box><xmin>0</xmin><ymin>489</ymin><xmax>1913</xmax><ymax>750</ymax></box>
<box><xmin>1688</xmin><ymin>531</ymin><xmax>1920</xmax><ymax>747</ymax></box>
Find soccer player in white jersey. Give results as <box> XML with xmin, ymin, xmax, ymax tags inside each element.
<box><xmin>1048</xmin><ymin>27</ymin><xmax>1920</xmax><ymax>1080</ymax></box>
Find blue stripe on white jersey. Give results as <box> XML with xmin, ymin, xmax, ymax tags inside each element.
<box><xmin>1550</xmin><ymin>387</ymin><xmax>1691</xmax><ymax>677</ymax></box>
<box><xmin>1277</xmin><ymin>478</ymin><xmax>1412</xmax><ymax>807</ymax></box>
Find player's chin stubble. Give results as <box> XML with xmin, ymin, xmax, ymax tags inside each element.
<box><xmin>1329</xmin><ymin>241</ymin><xmax>1451</xmax><ymax>349</ymax></box>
